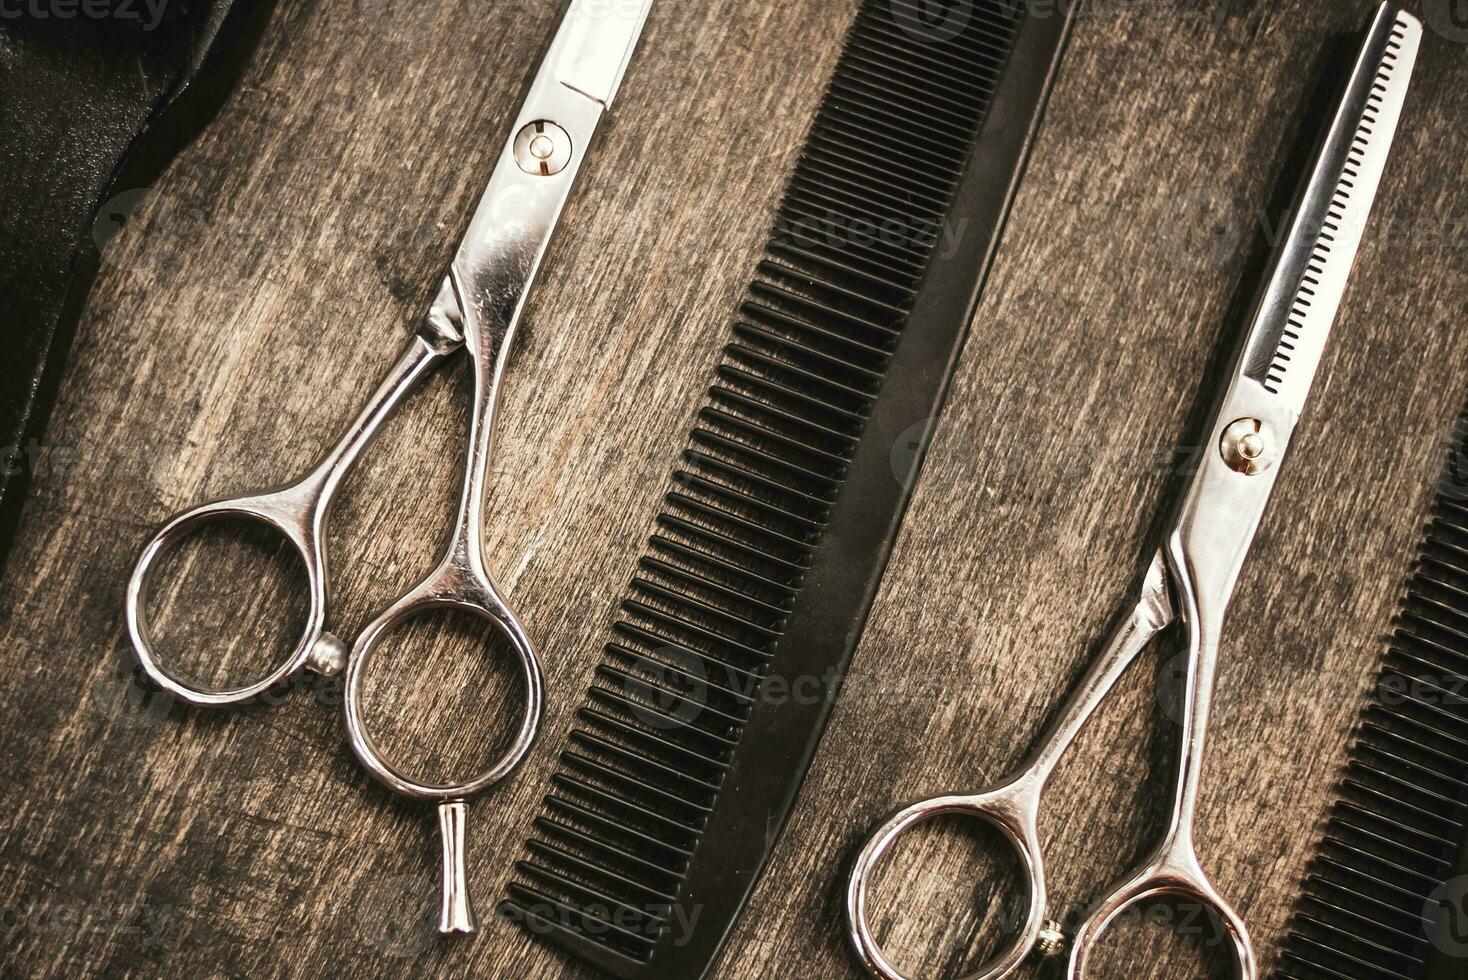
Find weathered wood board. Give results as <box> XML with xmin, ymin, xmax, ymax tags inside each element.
<box><xmin>1</xmin><ymin>1</ymin><xmax>1464</xmax><ymax>977</ymax></box>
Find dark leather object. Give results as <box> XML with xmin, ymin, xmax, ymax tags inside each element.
<box><xmin>0</xmin><ymin>0</ymin><xmax>274</xmax><ymax>573</ymax></box>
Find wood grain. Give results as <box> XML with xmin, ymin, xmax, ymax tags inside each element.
<box><xmin>1</xmin><ymin>1</ymin><xmax>1464</xmax><ymax>978</ymax></box>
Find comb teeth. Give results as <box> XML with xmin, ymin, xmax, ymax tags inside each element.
<box><xmin>1278</xmin><ymin>411</ymin><xmax>1468</xmax><ymax>980</ymax></box>
<box><xmin>502</xmin><ymin>0</ymin><xmax>1024</xmax><ymax>969</ymax></box>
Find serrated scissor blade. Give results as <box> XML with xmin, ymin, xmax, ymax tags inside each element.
<box><xmin>1238</xmin><ymin>3</ymin><xmax>1420</xmax><ymax>419</ymax></box>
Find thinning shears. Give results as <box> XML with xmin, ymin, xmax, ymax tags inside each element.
<box><xmin>126</xmin><ymin>0</ymin><xmax>655</xmax><ymax>933</ymax></box>
<box><xmin>846</xmin><ymin>5</ymin><xmax>1420</xmax><ymax>978</ymax></box>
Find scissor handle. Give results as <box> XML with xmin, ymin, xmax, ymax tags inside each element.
<box><xmin>126</xmin><ymin>329</ymin><xmax>453</xmax><ymax>707</ymax></box>
<box><xmin>342</xmin><ymin>563</ymin><xmax>543</xmax><ymax>799</ymax></box>
<box><xmin>342</xmin><ymin>552</ymin><xmax>544</xmax><ymax>935</ymax></box>
<box><xmin>126</xmin><ymin>485</ymin><xmax>338</xmax><ymax>707</ymax></box>
<box><xmin>846</xmin><ymin>779</ymin><xmax>1049</xmax><ymax>980</ymax></box>
<box><xmin>1056</xmin><ymin>532</ymin><xmax>1256</xmax><ymax>980</ymax></box>
<box><xmin>1068</xmin><ymin>833</ymin><xmax>1256</xmax><ymax>980</ymax></box>
<box><xmin>846</xmin><ymin>555</ymin><xmax>1178</xmax><ymax>980</ymax></box>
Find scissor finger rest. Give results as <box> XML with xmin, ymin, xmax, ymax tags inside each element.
<box><xmin>847</xmin><ymin>784</ymin><xmax>1049</xmax><ymax>980</ymax></box>
<box><xmin>343</xmin><ymin>566</ymin><xmax>544</xmax><ymax>934</ymax></box>
<box><xmin>126</xmin><ymin>490</ymin><xmax>343</xmax><ymax>707</ymax></box>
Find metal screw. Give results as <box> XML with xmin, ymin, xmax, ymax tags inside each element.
<box><xmin>1238</xmin><ymin>431</ymin><xmax>1265</xmax><ymax>460</ymax></box>
<box><xmin>1220</xmin><ymin>417</ymin><xmax>1277</xmax><ymax>475</ymax></box>
<box><xmin>306</xmin><ymin>631</ymin><xmax>348</xmax><ymax>677</ymax></box>
<box><xmin>513</xmin><ymin>120</ymin><xmax>572</xmax><ymax>176</ymax></box>
<box><xmin>1036</xmin><ymin>919</ymin><xmax>1066</xmax><ymax>957</ymax></box>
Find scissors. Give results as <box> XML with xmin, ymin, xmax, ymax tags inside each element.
<box><xmin>845</xmin><ymin>6</ymin><xmax>1419</xmax><ymax>979</ymax></box>
<box><xmin>125</xmin><ymin>0</ymin><xmax>655</xmax><ymax>934</ymax></box>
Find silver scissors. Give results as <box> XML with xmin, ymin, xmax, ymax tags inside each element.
<box><xmin>125</xmin><ymin>0</ymin><xmax>655</xmax><ymax>934</ymax></box>
<box><xmin>845</xmin><ymin>5</ymin><xmax>1419</xmax><ymax>979</ymax></box>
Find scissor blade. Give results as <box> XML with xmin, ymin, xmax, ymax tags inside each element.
<box><xmin>1236</xmin><ymin>3</ymin><xmax>1420</xmax><ymax>420</ymax></box>
<box><xmin>428</xmin><ymin>0</ymin><xmax>653</xmax><ymax>339</ymax></box>
<box><xmin>551</xmin><ymin>0</ymin><xmax>656</xmax><ymax>108</ymax></box>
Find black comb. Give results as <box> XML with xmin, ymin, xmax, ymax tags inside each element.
<box><xmin>499</xmin><ymin>1</ymin><xmax>1077</xmax><ymax>976</ymax></box>
<box><xmin>1277</xmin><ymin>406</ymin><xmax>1468</xmax><ymax>980</ymax></box>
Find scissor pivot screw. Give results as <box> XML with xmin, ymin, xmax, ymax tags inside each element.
<box><xmin>306</xmin><ymin>631</ymin><xmax>348</xmax><ymax>677</ymax></box>
<box><xmin>1036</xmin><ymin>919</ymin><xmax>1066</xmax><ymax>957</ymax></box>
<box><xmin>514</xmin><ymin>120</ymin><xmax>572</xmax><ymax>176</ymax></box>
<box><xmin>1220</xmin><ymin>417</ymin><xmax>1276</xmax><ymax>475</ymax></box>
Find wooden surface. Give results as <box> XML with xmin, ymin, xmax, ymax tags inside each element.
<box><xmin>1</xmin><ymin>1</ymin><xmax>1465</xmax><ymax>977</ymax></box>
